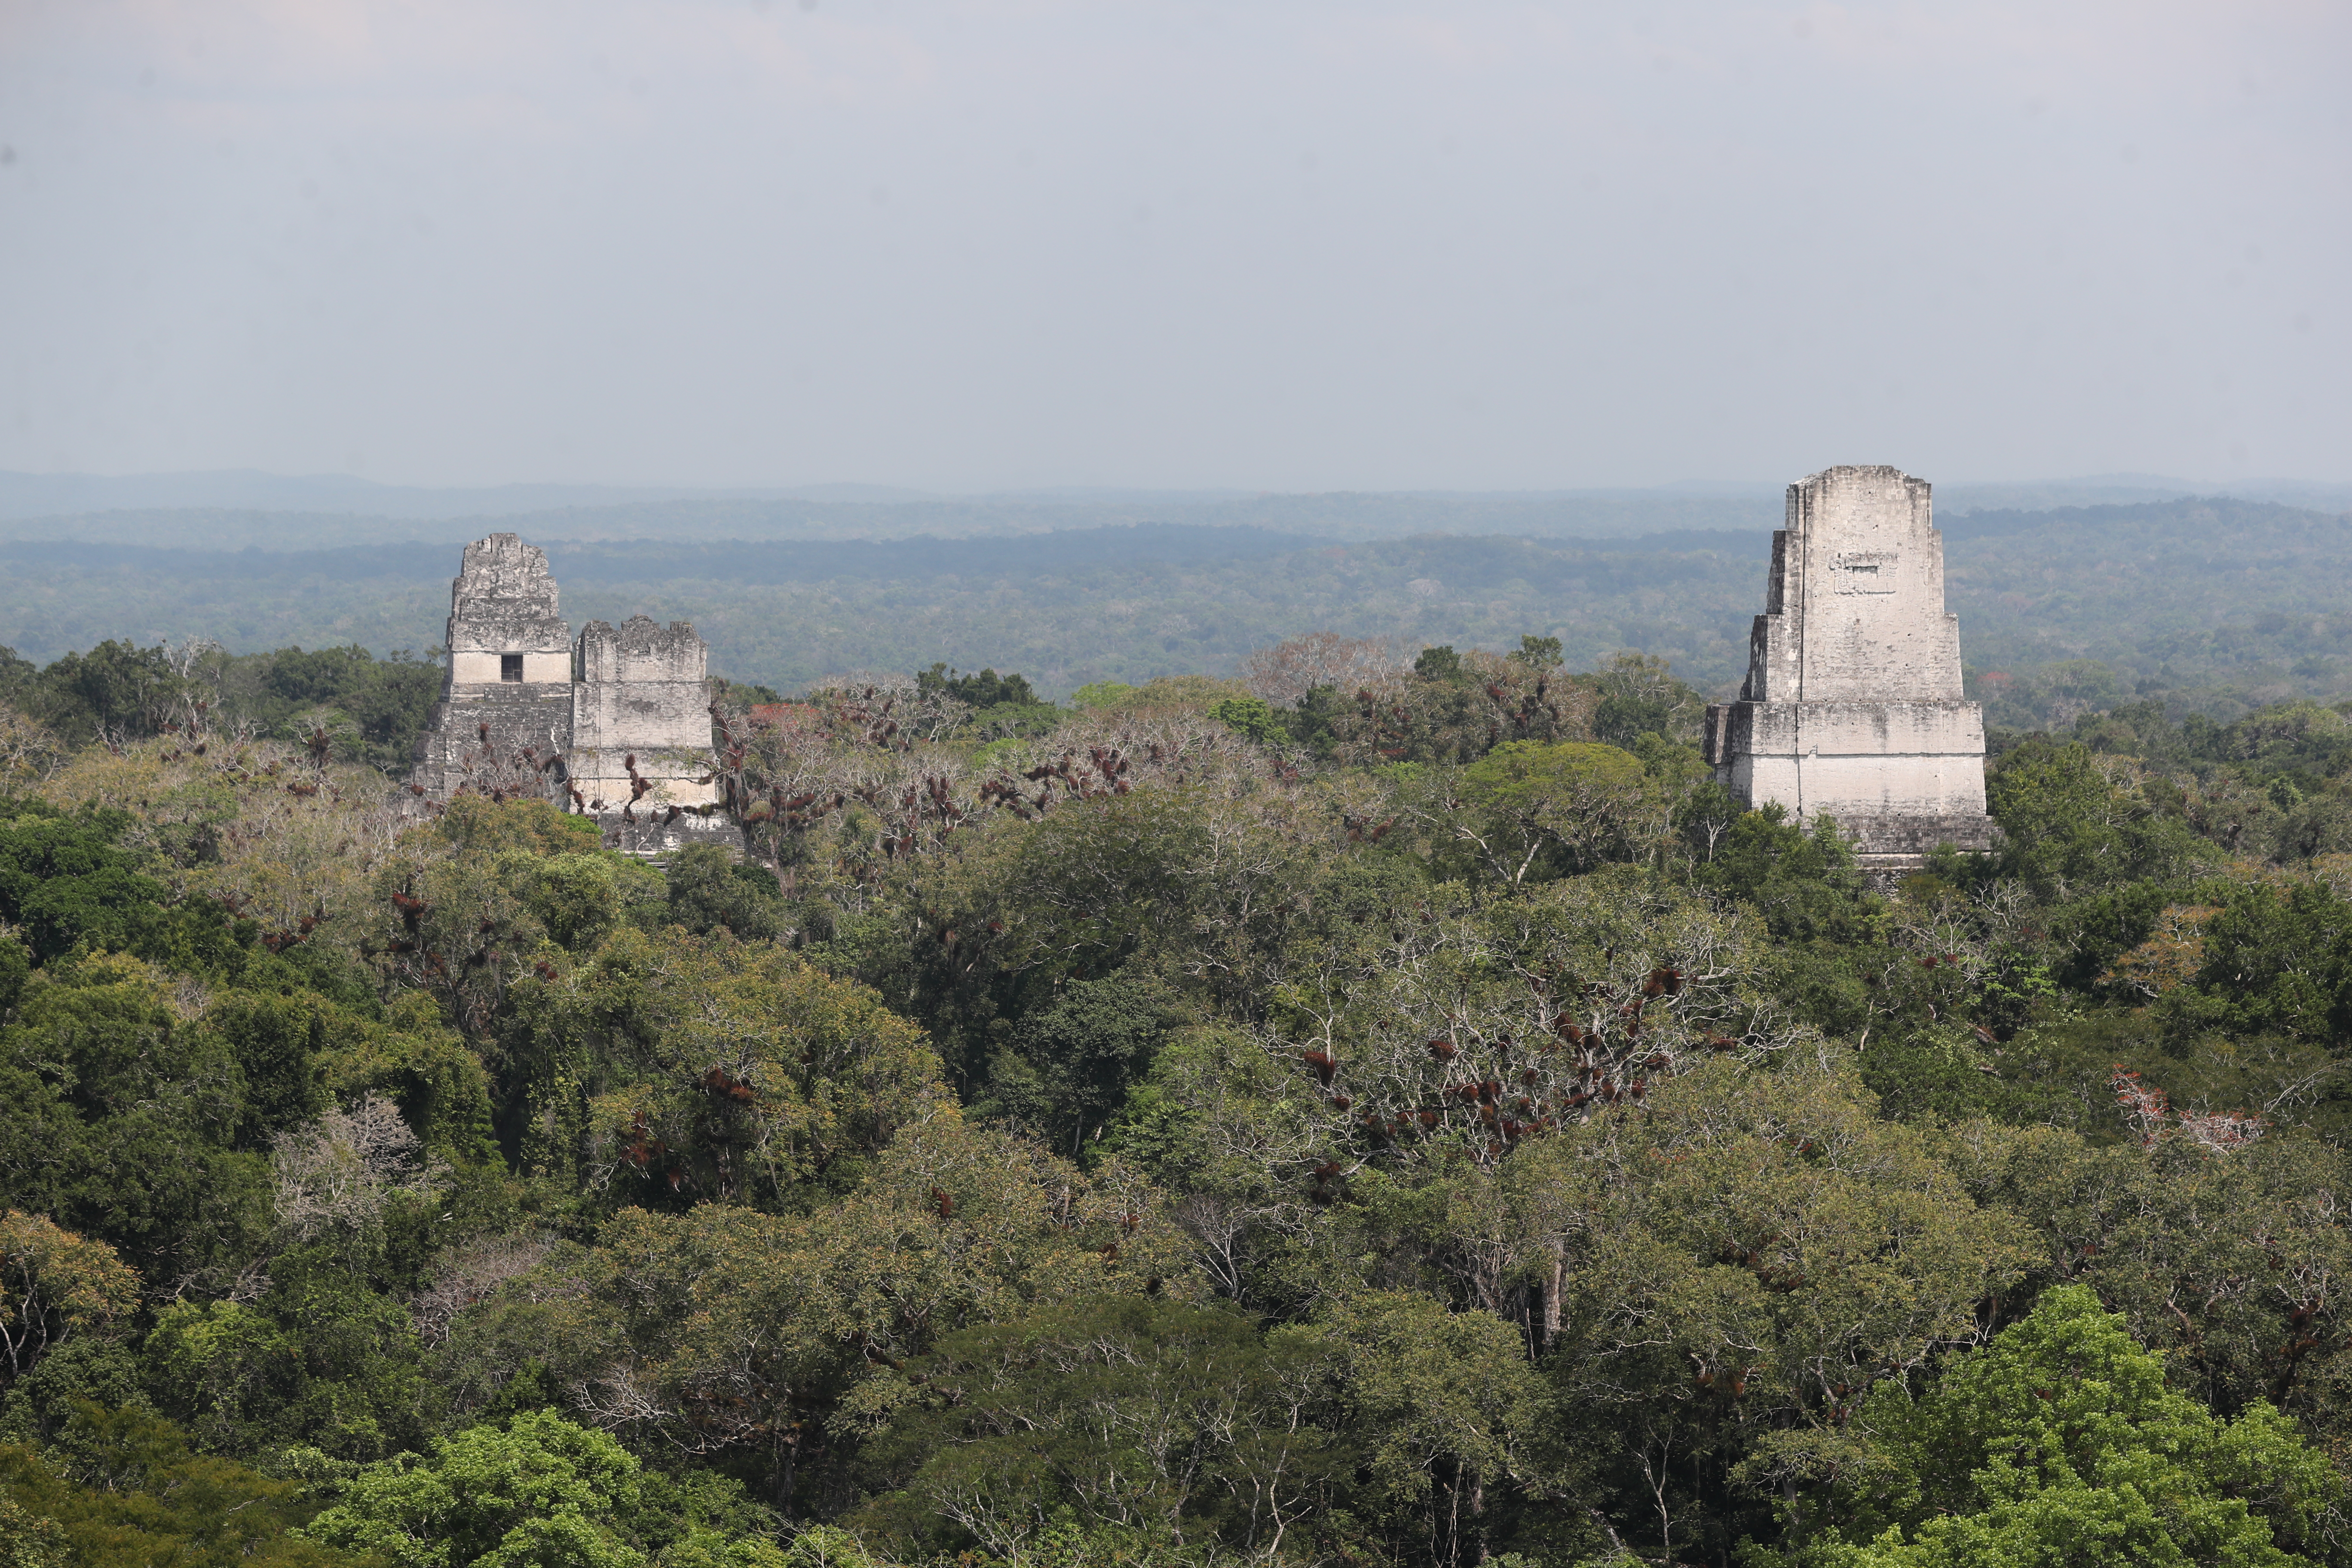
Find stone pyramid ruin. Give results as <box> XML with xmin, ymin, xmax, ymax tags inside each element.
<box><xmin>409</xmin><ymin>533</ymin><xmax>734</xmax><ymax>852</ymax></box>
<box><xmin>1702</xmin><ymin>465</ymin><xmax>2000</xmax><ymax>873</ymax></box>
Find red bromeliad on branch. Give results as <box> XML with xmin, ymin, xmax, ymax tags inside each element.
<box><xmin>2112</xmin><ymin>1064</ymin><xmax>2265</xmax><ymax>1153</ymax></box>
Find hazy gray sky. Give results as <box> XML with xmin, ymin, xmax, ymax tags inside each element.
<box><xmin>2</xmin><ymin>0</ymin><xmax>2343</xmax><ymax>491</ymax></box>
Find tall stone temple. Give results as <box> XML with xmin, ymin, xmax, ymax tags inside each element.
<box><xmin>1702</xmin><ymin>466</ymin><xmax>1999</xmax><ymax>873</ymax></box>
<box><xmin>410</xmin><ymin>534</ymin><xmax>732</xmax><ymax>852</ymax></box>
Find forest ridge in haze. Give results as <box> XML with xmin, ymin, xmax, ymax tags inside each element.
<box><xmin>1</xmin><ymin>494</ymin><xmax>2348</xmax><ymax>731</ymax></box>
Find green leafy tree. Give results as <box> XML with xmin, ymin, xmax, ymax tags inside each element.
<box><xmin>303</xmin><ymin>1410</ymin><xmax>657</xmax><ymax>1568</ymax></box>
<box><xmin>1987</xmin><ymin>740</ymin><xmax>2213</xmax><ymax>893</ymax></box>
<box><xmin>507</xmin><ymin>926</ymin><xmax>949</xmax><ymax>1208</ymax></box>
<box><xmin>1307</xmin><ymin>1290</ymin><xmax>1549</xmax><ymax>1568</ymax></box>
<box><xmin>146</xmin><ymin>1244</ymin><xmax>440</xmax><ymax>1462</ymax></box>
<box><xmin>0</xmin><ymin>805</ymin><xmax>173</xmax><ymax>964</ymax></box>
<box><xmin>916</xmin><ymin>665</ymin><xmax>1039</xmax><ymax>710</ymax></box>
<box><xmin>1414</xmin><ymin>647</ymin><xmax>1464</xmax><ymax>683</ymax></box>
<box><xmin>1792</xmin><ymin>1286</ymin><xmax>2339</xmax><ymax>1567</ymax></box>
<box><xmin>0</xmin><ymin>933</ymin><xmax>27</xmax><ymax>1017</ymax></box>
<box><xmin>508</xmin><ymin>853</ymin><xmax>668</xmax><ymax>956</ymax></box>
<box><xmin>1698</xmin><ymin>805</ymin><xmax>1878</xmax><ymax>946</ymax></box>
<box><xmin>987</xmin><ymin>975</ymin><xmax>1180</xmax><ymax>1160</ymax></box>
<box><xmin>1696</xmin><ymin>805</ymin><xmax>1885</xmax><ymax>1035</ymax></box>
<box><xmin>0</xmin><ymin>1403</ymin><xmax>359</xmax><ymax>1566</ymax></box>
<box><xmin>2164</xmin><ymin>876</ymin><xmax>2352</xmax><ymax>1046</ymax></box>
<box><xmin>0</xmin><ymin>647</ymin><xmax>35</xmax><ymax>717</ymax></box>
<box><xmin>198</xmin><ymin>990</ymin><xmax>335</xmax><ymax>1145</ymax></box>
<box><xmin>1945</xmin><ymin>1115</ymin><xmax>2352</xmax><ymax>1461</ymax></box>
<box><xmin>1507</xmin><ymin>635</ymin><xmax>1563</xmax><ymax>671</ymax></box>
<box><xmin>1067</xmin><ymin>682</ymin><xmax>1140</xmax><ymax>712</ymax></box>
<box><xmin>1330</xmin><ymin>644</ymin><xmax>1592</xmax><ymax>766</ymax></box>
<box><xmin>858</xmin><ymin>1297</ymin><xmax>1340</xmax><ymax>1561</ymax></box>
<box><xmin>0</xmin><ymin>1214</ymin><xmax>139</xmax><ymax>1389</ymax></box>
<box><xmin>1448</xmin><ymin>739</ymin><xmax>1652</xmax><ymax>883</ymax></box>
<box><xmin>1206</xmin><ymin>695</ymin><xmax>1288</xmax><ymax>747</ymax></box>
<box><xmin>31</xmin><ymin>640</ymin><xmax>186</xmax><ymax>746</ymax></box>
<box><xmin>435</xmin><ymin>1119</ymin><xmax>1189</xmax><ymax>1515</ymax></box>
<box><xmin>659</xmin><ymin>844</ymin><xmax>786</xmax><ymax>944</ymax></box>
<box><xmin>0</xmin><ymin>954</ymin><xmax>270</xmax><ymax>1285</ymax></box>
<box><xmin>1537</xmin><ymin>1063</ymin><xmax>2036</xmax><ymax>1566</ymax></box>
<box><xmin>0</xmin><ymin>1493</ymin><xmax>67</xmax><ymax>1568</ymax></box>
<box><xmin>1590</xmin><ymin>651</ymin><xmax>1701</xmax><ymax>747</ymax></box>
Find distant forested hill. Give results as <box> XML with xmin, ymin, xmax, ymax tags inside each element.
<box><xmin>0</xmin><ymin>527</ymin><xmax>1768</xmax><ymax>696</ymax></box>
<box><xmin>0</xmin><ymin>495</ymin><xmax>2346</xmax><ymax>723</ymax></box>
<box><xmin>1945</xmin><ymin>498</ymin><xmax>2352</xmax><ymax>725</ymax></box>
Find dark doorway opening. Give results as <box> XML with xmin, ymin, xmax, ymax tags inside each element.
<box><xmin>501</xmin><ymin>653</ymin><xmax>524</xmax><ymax>683</ymax></box>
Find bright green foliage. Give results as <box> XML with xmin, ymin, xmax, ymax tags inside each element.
<box><xmin>1800</xmin><ymin>1286</ymin><xmax>2338</xmax><ymax>1567</ymax></box>
<box><xmin>1986</xmin><ymin>740</ymin><xmax>2213</xmax><ymax>892</ymax></box>
<box><xmin>1942</xmin><ymin>1118</ymin><xmax>2352</xmax><ymax>1456</ymax></box>
<box><xmin>0</xmin><ymin>1403</ymin><xmax>358</xmax><ymax>1567</ymax></box>
<box><xmin>1451</xmin><ymin>740</ymin><xmax>1651</xmax><ymax>881</ymax></box>
<box><xmin>508</xmin><ymin>853</ymin><xmax>668</xmax><ymax>955</ymax></box>
<box><xmin>1206</xmin><ymin>695</ymin><xmax>1288</xmax><ymax>746</ymax></box>
<box><xmin>0</xmin><ymin>807</ymin><xmax>174</xmax><ymax>964</ymax></box>
<box><xmin>364</xmin><ymin>854</ymin><xmax>546</xmax><ymax>1044</ymax></box>
<box><xmin>304</xmin><ymin>1410</ymin><xmax>656</xmax><ymax>1568</ymax></box>
<box><xmin>147</xmin><ymin>1244</ymin><xmax>440</xmax><ymax>1462</ymax></box>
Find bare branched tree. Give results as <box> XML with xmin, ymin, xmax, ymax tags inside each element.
<box><xmin>1242</xmin><ymin>632</ymin><xmax>1409</xmax><ymax>707</ymax></box>
<box><xmin>271</xmin><ymin>1094</ymin><xmax>449</xmax><ymax>1241</ymax></box>
<box><xmin>412</xmin><ymin>1234</ymin><xmax>557</xmax><ymax>1346</ymax></box>
<box><xmin>0</xmin><ymin>706</ymin><xmax>61</xmax><ymax>790</ymax></box>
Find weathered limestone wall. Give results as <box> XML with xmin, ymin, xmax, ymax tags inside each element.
<box><xmin>412</xmin><ymin>534</ymin><xmax>575</xmax><ymax>799</ymax></box>
<box><xmin>409</xmin><ymin>537</ymin><xmax>736</xmax><ymax>854</ymax></box>
<box><xmin>567</xmin><ymin>616</ymin><xmax>722</xmax><ymax>815</ymax></box>
<box><xmin>1703</xmin><ymin>466</ymin><xmax>1997</xmax><ymax>870</ymax></box>
<box><xmin>1740</xmin><ymin>469</ymin><xmax>1966</xmax><ymax>704</ymax></box>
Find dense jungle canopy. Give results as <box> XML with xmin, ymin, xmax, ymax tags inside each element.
<box><xmin>7</xmin><ymin>627</ymin><xmax>2352</xmax><ymax>1568</ymax></box>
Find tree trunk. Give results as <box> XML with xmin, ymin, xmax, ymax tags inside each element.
<box><xmin>1543</xmin><ymin>1241</ymin><xmax>1564</xmax><ymax>1351</ymax></box>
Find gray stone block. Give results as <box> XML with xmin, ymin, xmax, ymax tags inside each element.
<box><xmin>409</xmin><ymin>536</ymin><xmax>738</xmax><ymax>856</ymax></box>
<box><xmin>1704</xmin><ymin>466</ymin><xmax>1998</xmax><ymax>871</ymax></box>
